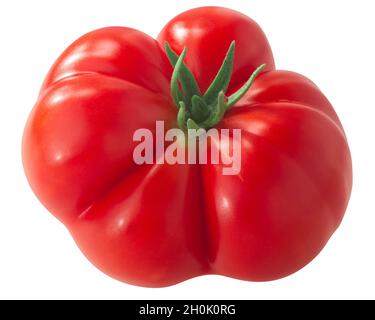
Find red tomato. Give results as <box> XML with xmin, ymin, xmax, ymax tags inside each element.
<box><xmin>22</xmin><ymin>7</ymin><xmax>352</xmax><ymax>287</ymax></box>
<box><xmin>158</xmin><ymin>6</ymin><xmax>275</xmax><ymax>94</ymax></box>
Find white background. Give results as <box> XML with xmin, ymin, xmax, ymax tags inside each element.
<box><xmin>0</xmin><ymin>0</ymin><xmax>374</xmax><ymax>300</ymax></box>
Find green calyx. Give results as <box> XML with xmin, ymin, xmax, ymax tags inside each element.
<box><xmin>165</xmin><ymin>41</ymin><xmax>266</xmax><ymax>130</ymax></box>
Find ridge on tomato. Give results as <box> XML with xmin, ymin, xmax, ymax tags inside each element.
<box><xmin>22</xmin><ymin>6</ymin><xmax>352</xmax><ymax>287</ymax></box>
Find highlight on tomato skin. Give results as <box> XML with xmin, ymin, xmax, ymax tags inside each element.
<box><xmin>22</xmin><ymin>6</ymin><xmax>352</xmax><ymax>287</ymax></box>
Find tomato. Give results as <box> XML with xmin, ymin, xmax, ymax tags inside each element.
<box><xmin>22</xmin><ymin>6</ymin><xmax>352</xmax><ymax>287</ymax></box>
<box><xmin>158</xmin><ymin>6</ymin><xmax>275</xmax><ymax>94</ymax></box>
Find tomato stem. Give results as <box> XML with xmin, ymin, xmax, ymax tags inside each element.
<box><xmin>165</xmin><ymin>42</ymin><xmax>265</xmax><ymax>130</ymax></box>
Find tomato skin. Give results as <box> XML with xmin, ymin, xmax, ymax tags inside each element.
<box><xmin>70</xmin><ymin>163</ymin><xmax>208</xmax><ymax>287</ymax></box>
<box><xmin>209</xmin><ymin>101</ymin><xmax>351</xmax><ymax>281</ymax></box>
<box><xmin>22</xmin><ymin>7</ymin><xmax>352</xmax><ymax>287</ymax></box>
<box><xmin>23</xmin><ymin>73</ymin><xmax>176</xmax><ymax>225</ymax></box>
<box><xmin>238</xmin><ymin>70</ymin><xmax>344</xmax><ymax>129</ymax></box>
<box><xmin>158</xmin><ymin>6</ymin><xmax>275</xmax><ymax>94</ymax></box>
<box><xmin>41</xmin><ymin>27</ymin><xmax>172</xmax><ymax>96</ymax></box>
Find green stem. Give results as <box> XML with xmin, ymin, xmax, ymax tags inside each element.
<box><xmin>197</xmin><ymin>91</ymin><xmax>227</xmax><ymax>129</ymax></box>
<box><xmin>203</xmin><ymin>41</ymin><xmax>235</xmax><ymax>105</ymax></box>
<box><xmin>227</xmin><ymin>63</ymin><xmax>266</xmax><ymax>108</ymax></box>
<box><xmin>165</xmin><ymin>41</ymin><xmax>265</xmax><ymax>130</ymax></box>
<box><xmin>177</xmin><ymin>101</ymin><xmax>187</xmax><ymax>130</ymax></box>
<box><xmin>170</xmin><ymin>48</ymin><xmax>187</xmax><ymax>107</ymax></box>
<box><xmin>165</xmin><ymin>43</ymin><xmax>201</xmax><ymax>110</ymax></box>
<box><xmin>191</xmin><ymin>95</ymin><xmax>209</xmax><ymax>122</ymax></box>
